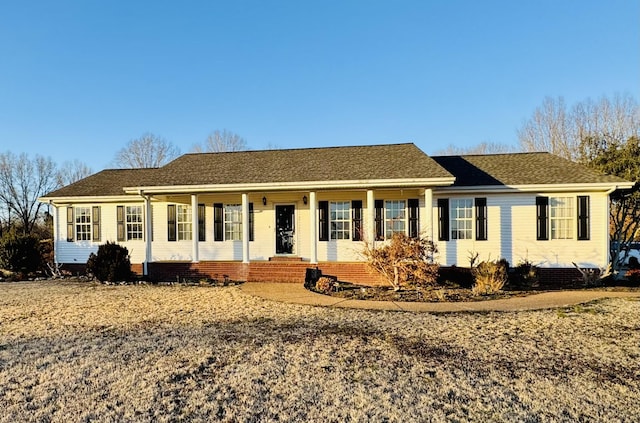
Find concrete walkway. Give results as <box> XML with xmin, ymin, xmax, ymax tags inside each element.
<box><xmin>240</xmin><ymin>282</ymin><xmax>640</xmax><ymax>312</ymax></box>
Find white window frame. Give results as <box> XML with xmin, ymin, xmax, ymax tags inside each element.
<box><xmin>330</xmin><ymin>201</ymin><xmax>350</xmax><ymax>240</ymax></box>
<box><xmin>177</xmin><ymin>205</ymin><xmax>192</xmax><ymax>241</ymax></box>
<box><xmin>550</xmin><ymin>196</ymin><xmax>574</xmax><ymax>240</ymax></box>
<box><xmin>224</xmin><ymin>204</ymin><xmax>242</xmax><ymax>241</ymax></box>
<box><xmin>75</xmin><ymin>207</ymin><xmax>91</xmax><ymax>241</ymax></box>
<box><xmin>126</xmin><ymin>205</ymin><xmax>144</xmax><ymax>241</ymax></box>
<box><xmin>450</xmin><ymin>198</ymin><xmax>473</xmax><ymax>240</ymax></box>
<box><xmin>384</xmin><ymin>200</ymin><xmax>406</xmax><ymax>239</ymax></box>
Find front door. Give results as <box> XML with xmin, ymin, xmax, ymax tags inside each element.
<box><xmin>275</xmin><ymin>205</ymin><xmax>295</xmax><ymax>254</ymax></box>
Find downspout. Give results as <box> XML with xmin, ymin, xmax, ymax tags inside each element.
<box><xmin>48</xmin><ymin>199</ymin><xmax>58</xmax><ymax>267</ymax></box>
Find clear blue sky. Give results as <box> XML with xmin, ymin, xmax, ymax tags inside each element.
<box><xmin>0</xmin><ymin>0</ymin><xmax>638</xmax><ymax>172</ymax></box>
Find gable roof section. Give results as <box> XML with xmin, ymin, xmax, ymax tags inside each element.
<box><xmin>432</xmin><ymin>152</ymin><xmax>631</xmax><ymax>187</ymax></box>
<box><xmin>152</xmin><ymin>143</ymin><xmax>452</xmax><ymax>186</ymax></box>
<box><xmin>43</xmin><ymin>168</ymin><xmax>160</xmax><ymax>198</ymax></box>
<box><xmin>42</xmin><ymin>144</ymin><xmax>453</xmax><ymax>198</ymax></box>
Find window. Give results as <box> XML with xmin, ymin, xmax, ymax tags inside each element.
<box><xmin>330</xmin><ymin>201</ymin><xmax>350</xmax><ymax>240</ymax></box>
<box><xmin>450</xmin><ymin>199</ymin><xmax>473</xmax><ymax>240</ymax></box>
<box><xmin>385</xmin><ymin>200</ymin><xmax>406</xmax><ymax>239</ymax></box>
<box><xmin>177</xmin><ymin>205</ymin><xmax>192</xmax><ymax>241</ymax></box>
<box><xmin>550</xmin><ymin>197</ymin><xmax>574</xmax><ymax>239</ymax></box>
<box><xmin>224</xmin><ymin>204</ymin><xmax>242</xmax><ymax>241</ymax></box>
<box><xmin>126</xmin><ymin>206</ymin><xmax>144</xmax><ymax>240</ymax></box>
<box><xmin>75</xmin><ymin>207</ymin><xmax>91</xmax><ymax>241</ymax></box>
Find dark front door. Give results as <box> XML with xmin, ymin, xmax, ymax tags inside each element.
<box><xmin>276</xmin><ymin>205</ymin><xmax>295</xmax><ymax>254</ymax></box>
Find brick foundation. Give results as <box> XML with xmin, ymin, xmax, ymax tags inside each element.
<box><xmin>58</xmin><ymin>260</ymin><xmax>590</xmax><ymax>288</ymax></box>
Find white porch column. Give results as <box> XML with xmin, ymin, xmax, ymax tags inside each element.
<box><xmin>367</xmin><ymin>189</ymin><xmax>375</xmax><ymax>244</ymax></box>
<box><xmin>423</xmin><ymin>188</ymin><xmax>434</xmax><ymax>241</ymax></box>
<box><xmin>309</xmin><ymin>191</ymin><xmax>318</xmax><ymax>264</ymax></box>
<box><xmin>242</xmin><ymin>193</ymin><xmax>250</xmax><ymax>264</ymax></box>
<box><xmin>191</xmin><ymin>194</ymin><xmax>199</xmax><ymax>263</ymax></box>
<box><xmin>50</xmin><ymin>204</ymin><xmax>58</xmax><ymax>265</ymax></box>
<box><xmin>144</xmin><ymin>195</ymin><xmax>153</xmax><ymax>275</ymax></box>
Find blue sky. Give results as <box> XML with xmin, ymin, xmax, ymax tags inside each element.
<box><xmin>0</xmin><ymin>0</ymin><xmax>638</xmax><ymax>172</ymax></box>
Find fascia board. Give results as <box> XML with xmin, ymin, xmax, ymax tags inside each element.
<box><xmin>123</xmin><ymin>177</ymin><xmax>457</xmax><ymax>194</ymax></box>
<box><xmin>38</xmin><ymin>195</ymin><xmax>145</xmax><ymax>205</ymax></box>
<box><xmin>434</xmin><ymin>182</ymin><xmax>636</xmax><ymax>195</ymax></box>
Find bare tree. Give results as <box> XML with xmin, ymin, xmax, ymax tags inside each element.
<box><xmin>435</xmin><ymin>141</ymin><xmax>516</xmax><ymax>156</ymax></box>
<box><xmin>192</xmin><ymin>130</ymin><xmax>248</xmax><ymax>153</ymax></box>
<box><xmin>518</xmin><ymin>94</ymin><xmax>640</xmax><ymax>161</ymax></box>
<box><xmin>56</xmin><ymin>159</ymin><xmax>93</xmax><ymax>188</ymax></box>
<box><xmin>113</xmin><ymin>133</ymin><xmax>180</xmax><ymax>168</ymax></box>
<box><xmin>0</xmin><ymin>152</ymin><xmax>58</xmax><ymax>235</ymax></box>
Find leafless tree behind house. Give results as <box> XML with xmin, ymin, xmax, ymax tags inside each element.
<box><xmin>0</xmin><ymin>152</ymin><xmax>58</xmax><ymax>235</ymax></box>
<box><xmin>56</xmin><ymin>159</ymin><xmax>93</xmax><ymax>188</ymax></box>
<box><xmin>191</xmin><ymin>129</ymin><xmax>248</xmax><ymax>153</ymax></box>
<box><xmin>113</xmin><ymin>133</ymin><xmax>181</xmax><ymax>168</ymax></box>
<box><xmin>518</xmin><ymin>93</ymin><xmax>640</xmax><ymax>161</ymax></box>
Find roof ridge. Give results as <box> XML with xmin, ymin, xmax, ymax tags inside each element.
<box><xmin>178</xmin><ymin>142</ymin><xmax>417</xmax><ymax>157</ymax></box>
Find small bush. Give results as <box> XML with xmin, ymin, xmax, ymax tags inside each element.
<box><xmin>509</xmin><ymin>260</ymin><xmax>540</xmax><ymax>290</ymax></box>
<box><xmin>0</xmin><ymin>233</ymin><xmax>42</xmax><ymax>278</ymax></box>
<box><xmin>315</xmin><ymin>277</ymin><xmax>335</xmax><ymax>294</ymax></box>
<box><xmin>472</xmin><ymin>259</ymin><xmax>508</xmax><ymax>295</ymax></box>
<box><xmin>86</xmin><ymin>242</ymin><xmax>132</xmax><ymax>282</ymax></box>
<box><xmin>625</xmin><ymin>268</ymin><xmax>640</xmax><ymax>287</ymax></box>
<box><xmin>362</xmin><ymin>233</ymin><xmax>439</xmax><ymax>290</ymax></box>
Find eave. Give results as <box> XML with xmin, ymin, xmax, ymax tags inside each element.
<box><xmin>433</xmin><ymin>181</ymin><xmax>636</xmax><ymax>195</ymax></box>
<box><xmin>123</xmin><ymin>177</ymin><xmax>456</xmax><ymax>195</ymax></box>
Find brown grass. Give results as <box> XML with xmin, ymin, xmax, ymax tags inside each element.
<box><xmin>1</xmin><ymin>281</ymin><xmax>639</xmax><ymax>422</ymax></box>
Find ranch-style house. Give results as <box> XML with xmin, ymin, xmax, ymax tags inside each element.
<box><xmin>40</xmin><ymin>143</ymin><xmax>634</xmax><ymax>285</ymax></box>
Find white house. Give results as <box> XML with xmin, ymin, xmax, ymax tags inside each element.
<box><xmin>40</xmin><ymin>143</ymin><xmax>634</xmax><ymax>285</ymax></box>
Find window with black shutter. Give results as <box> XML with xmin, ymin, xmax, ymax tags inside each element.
<box><xmin>437</xmin><ymin>199</ymin><xmax>449</xmax><ymax>241</ymax></box>
<box><xmin>536</xmin><ymin>196</ymin><xmax>549</xmax><ymax>240</ymax></box>
<box><xmin>214</xmin><ymin>203</ymin><xmax>223</xmax><ymax>242</ymax></box>
<box><xmin>318</xmin><ymin>201</ymin><xmax>329</xmax><ymax>241</ymax></box>
<box><xmin>408</xmin><ymin>199</ymin><xmax>419</xmax><ymax>238</ymax></box>
<box><xmin>374</xmin><ymin>199</ymin><xmax>384</xmax><ymax>240</ymax></box>
<box><xmin>577</xmin><ymin>196</ymin><xmax>590</xmax><ymax>240</ymax></box>
<box><xmin>352</xmin><ymin>200</ymin><xmax>363</xmax><ymax>241</ymax></box>
<box><xmin>167</xmin><ymin>205</ymin><xmax>177</xmax><ymax>242</ymax></box>
<box><xmin>475</xmin><ymin>198</ymin><xmax>487</xmax><ymax>241</ymax></box>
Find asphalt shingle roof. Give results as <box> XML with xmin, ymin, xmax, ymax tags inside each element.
<box><xmin>44</xmin><ymin>168</ymin><xmax>160</xmax><ymax>198</ymax></box>
<box><xmin>154</xmin><ymin>143</ymin><xmax>452</xmax><ymax>185</ymax></box>
<box><xmin>432</xmin><ymin>152</ymin><xmax>630</xmax><ymax>186</ymax></box>
<box><xmin>42</xmin><ymin>147</ymin><xmax>631</xmax><ymax>199</ymax></box>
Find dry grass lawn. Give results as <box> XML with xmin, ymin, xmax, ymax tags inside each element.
<box><xmin>1</xmin><ymin>281</ymin><xmax>639</xmax><ymax>422</ymax></box>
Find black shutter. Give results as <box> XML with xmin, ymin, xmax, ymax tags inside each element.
<box><xmin>437</xmin><ymin>199</ymin><xmax>449</xmax><ymax>241</ymax></box>
<box><xmin>577</xmin><ymin>196</ymin><xmax>590</xmax><ymax>240</ymax></box>
<box><xmin>167</xmin><ymin>205</ymin><xmax>176</xmax><ymax>242</ymax></box>
<box><xmin>318</xmin><ymin>201</ymin><xmax>329</xmax><ymax>241</ymax></box>
<box><xmin>536</xmin><ymin>197</ymin><xmax>549</xmax><ymax>241</ymax></box>
<box><xmin>198</xmin><ymin>204</ymin><xmax>206</xmax><ymax>242</ymax></box>
<box><xmin>475</xmin><ymin>198</ymin><xmax>487</xmax><ymax>241</ymax></box>
<box><xmin>249</xmin><ymin>203</ymin><xmax>254</xmax><ymax>242</ymax></box>
<box><xmin>214</xmin><ymin>203</ymin><xmax>223</xmax><ymax>242</ymax></box>
<box><xmin>408</xmin><ymin>199</ymin><xmax>419</xmax><ymax>238</ymax></box>
<box><xmin>117</xmin><ymin>206</ymin><xmax>125</xmax><ymax>241</ymax></box>
<box><xmin>66</xmin><ymin>207</ymin><xmax>74</xmax><ymax>242</ymax></box>
<box><xmin>374</xmin><ymin>199</ymin><xmax>384</xmax><ymax>240</ymax></box>
<box><xmin>352</xmin><ymin>200</ymin><xmax>363</xmax><ymax>241</ymax></box>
